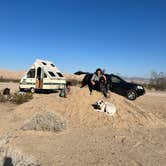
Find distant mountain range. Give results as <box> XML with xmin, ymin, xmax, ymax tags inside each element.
<box><xmin>0</xmin><ymin>69</ymin><xmax>150</xmax><ymax>84</ymax></box>
<box><xmin>0</xmin><ymin>69</ymin><xmax>25</xmax><ymax>80</ymax></box>
<box><xmin>0</xmin><ymin>69</ymin><xmax>84</xmax><ymax>82</ymax></box>
<box><xmin>122</xmin><ymin>76</ymin><xmax>150</xmax><ymax>84</ymax></box>
<box><xmin>74</xmin><ymin>70</ymin><xmax>150</xmax><ymax>84</ymax></box>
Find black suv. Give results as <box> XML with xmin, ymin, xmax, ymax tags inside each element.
<box><xmin>108</xmin><ymin>74</ymin><xmax>145</xmax><ymax>100</ymax></box>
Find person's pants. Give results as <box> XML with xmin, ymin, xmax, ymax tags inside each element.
<box><xmin>88</xmin><ymin>81</ymin><xmax>108</xmax><ymax>95</ymax></box>
<box><xmin>100</xmin><ymin>84</ymin><xmax>109</xmax><ymax>97</ymax></box>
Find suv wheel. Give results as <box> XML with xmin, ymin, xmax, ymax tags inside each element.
<box><xmin>127</xmin><ymin>90</ymin><xmax>137</xmax><ymax>100</ymax></box>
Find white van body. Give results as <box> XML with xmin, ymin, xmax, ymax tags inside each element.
<box><xmin>19</xmin><ymin>59</ymin><xmax>66</xmax><ymax>92</ymax></box>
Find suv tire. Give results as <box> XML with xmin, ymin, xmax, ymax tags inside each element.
<box><xmin>127</xmin><ymin>90</ymin><xmax>137</xmax><ymax>100</ymax></box>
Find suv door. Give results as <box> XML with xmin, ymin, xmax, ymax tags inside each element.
<box><xmin>110</xmin><ymin>75</ymin><xmax>126</xmax><ymax>95</ymax></box>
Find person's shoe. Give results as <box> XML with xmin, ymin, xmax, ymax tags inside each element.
<box><xmin>106</xmin><ymin>92</ymin><xmax>110</xmax><ymax>98</ymax></box>
<box><xmin>103</xmin><ymin>92</ymin><xmax>110</xmax><ymax>98</ymax></box>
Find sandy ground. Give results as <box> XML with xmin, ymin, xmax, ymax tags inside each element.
<box><xmin>0</xmin><ymin>83</ymin><xmax>166</xmax><ymax>166</ymax></box>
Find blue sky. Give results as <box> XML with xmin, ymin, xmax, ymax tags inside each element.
<box><xmin>0</xmin><ymin>0</ymin><xmax>166</xmax><ymax>77</ymax></box>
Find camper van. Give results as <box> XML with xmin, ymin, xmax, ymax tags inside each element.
<box><xmin>19</xmin><ymin>59</ymin><xmax>66</xmax><ymax>93</ymax></box>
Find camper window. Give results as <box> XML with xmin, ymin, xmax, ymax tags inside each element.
<box><xmin>42</xmin><ymin>62</ymin><xmax>47</xmax><ymax>65</ymax></box>
<box><xmin>48</xmin><ymin>71</ymin><xmax>56</xmax><ymax>77</ymax></box>
<box><xmin>57</xmin><ymin>72</ymin><xmax>63</xmax><ymax>77</ymax></box>
<box><xmin>44</xmin><ymin>72</ymin><xmax>47</xmax><ymax>78</ymax></box>
<box><xmin>51</xmin><ymin>64</ymin><xmax>55</xmax><ymax>67</ymax></box>
<box><xmin>27</xmin><ymin>69</ymin><xmax>35</xmax><ymax>78</ymax></box>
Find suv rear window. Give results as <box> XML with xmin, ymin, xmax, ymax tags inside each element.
<box><xmin>48</xmin><ymin>71</ymin><xmax>56</xmax><ymax>77</ymax></box>
<box><xmin>57</xmin><ymin>72</ymin><xmax>63</xmax><ymax>77</ymax></box>
<box><xmin>111</xmin><ymin>76</ymin><xmax>121</xmax><ymax>83</ymax></box>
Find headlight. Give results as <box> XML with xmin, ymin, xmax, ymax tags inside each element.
<box><xmin>137</xmin><ymin>85</ymin><xmax>143</xmax><ymax>89</ymax></box>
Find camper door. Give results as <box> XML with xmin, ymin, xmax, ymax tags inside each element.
<box><xmin>36</xmin><ymin>67</ymin><xmax>44</xmax><ymax>89</ymax></box>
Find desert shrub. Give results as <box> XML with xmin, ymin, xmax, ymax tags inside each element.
<box><xmin>0</xmin><ymin>92</ymin><xmax>7</xmax><ymax>102</ymax></box>
<box><xmin>11</xmin><ymin>92</ymin><xmax>33</xmax><ymax>104</ymax></box>
<box><xmin>149</xmin><ymin>71</ymin><xmax>166</xmax><ymax>91</ymax></box>
<box><xmin>0</xmin><ymin>90</ymin><xmax>33</xmax><ymax>104</ymax></box>
<box><xmin>143</xmin><ymin>83</ymin><xmax>155</xmax><ymax>90</ymax></box>
<box><xmin>21</xmin><ymin>112</ymin><xmax>66</xmax><ymax>132</ymax></box>
<box><xmin>144</xmin><ymin>72</ymin><xmax>166</xmax><ymax>91</ymax></box>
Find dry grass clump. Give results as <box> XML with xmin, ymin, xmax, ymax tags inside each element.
<box><xmin>0</xmin><ymin>92</ymin><xmax>7</xmax><ymax>102</ymax></box>
<box><xmin>11</xmin><ymin>92</ymin><xmax>33</xmax><ymax>104</ymax></box>
<box><xmin>21</xmin><ymin>112</ymin><xmax>66</xmax><ymax>132</ymax></box>
<box><xmin>0</xmin><ymin>91</ymin><xmax>33</xmax><ymax>104</ymax></box>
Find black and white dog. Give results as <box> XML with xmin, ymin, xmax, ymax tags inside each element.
<box><xmin>92</xmin><ymin>100</ymin><xmax>116</xmax><ymax>116</ymax></box>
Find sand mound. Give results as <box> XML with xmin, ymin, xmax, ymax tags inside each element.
<box><xmin>0</xmin><ymin>86</ymin><xmax>164</xmax><ymax>132</ymax></box>
<box><xmin>38</xmin><ymin>87</ymin><xmax>164</xmax><ymax>129</ymax></box>
<box><xmin>21</xmin><ymin>112</ymin><xmax>66</xmax><ymax>132</ymax></box>
<box><xmin>16</xmin><ymin>87</ymin><xmax>164</xmax><ymax>130</ymax></box>
<box><xmin>64</xmin><ymin>73</ymin><xmax>84</xmax><ymax>82</ymax></box>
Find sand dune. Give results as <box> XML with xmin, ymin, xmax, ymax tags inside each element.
<box><xmin>0</xmin><ymin>69</ymin><xmax>24</xmax><ymax>80</ymax></box>
<box><xmin>0</xmin><ymin>69</ymin><xmax>83</xmax><ymax>83</ymax></box>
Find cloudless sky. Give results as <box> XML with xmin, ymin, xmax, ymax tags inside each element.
<box><xmin>0</xmin><ymin>0</ymin><xmax>166</xmax><ymax>77</ymax></box>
